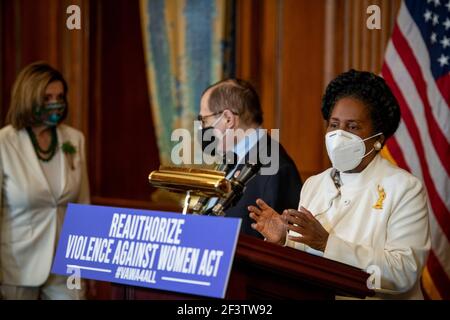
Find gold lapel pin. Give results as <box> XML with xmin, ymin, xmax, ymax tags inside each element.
<box><xmin>373</xmin><ymin>185</ymin><xmax>386</xmax><ymax>210</ymax></box>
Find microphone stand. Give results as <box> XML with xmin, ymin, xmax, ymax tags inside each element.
<box><xmin>192</xmin><ymin>152</ymin><xmax>238</xmax><ymax>215</ymax></box>
<box><xmin>211</xmin><ymin>162</ymin><xmax>262</xmax><ymax>216</ymax></box>
<box><xmin>182</xmin><ymin>190</ymin><xmax>192</xmax><ymax>215</ymax></box>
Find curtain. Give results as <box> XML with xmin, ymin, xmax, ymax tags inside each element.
<box><xmin>140</xmin><ymin>0</ymin><xmax>235</xmax><ymax>165</ymax></box>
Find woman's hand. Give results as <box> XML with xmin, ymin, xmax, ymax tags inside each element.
<box><xmin>285</xmin><ymin>206</ymin><xmax>329</xmax><ymax>252</ymax></box>
<box><xmin>248</xmin><ymin>199</ymin><xmax>287</xmax><ymax>245</ymax></box>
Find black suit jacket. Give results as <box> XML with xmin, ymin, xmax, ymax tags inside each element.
<box><xmin>224</xmin><ymin>136</ymin><xmax>302</xmax><ymax>238</ymax></box>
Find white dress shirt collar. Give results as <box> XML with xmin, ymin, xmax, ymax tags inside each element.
<box><xmin>233</xmin><ymin>127</ymin><xmax>264</xmax><ymax>165</ymax></box>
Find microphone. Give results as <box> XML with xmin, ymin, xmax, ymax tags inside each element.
<box><xmin>192</xmin><ymin>151</ymin><xmax>238</xmax><ymax>214</ymax></box>
<box><xmin>216</xmin><ymin>151</ymin><xmax>239</xmax><ymax>173</ymax></box>
<box><xmin>211</xmin><ymin>162</ymin><xmax>262</xmax><ymax>216</ymax></box>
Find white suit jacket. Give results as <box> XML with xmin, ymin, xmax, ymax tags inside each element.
<box><xmin>0</xmin><ymin>124</ymin><xmax>90</xmax><ymax>286</ymax></box>
<box><xmin>286</xmin><ymin>154</ymin><xmax>430</xmax><ymax>299</ymax></box>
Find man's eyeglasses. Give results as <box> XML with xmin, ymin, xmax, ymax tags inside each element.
<box><xmin>197</xmin><ymin>110</ymin><xmax>239</xmax><ymax>126</ymax></box>
<box><xmin>197</xmin><ymin>111</ymin><xmax>223</xmax><ymax>123</ymax></box>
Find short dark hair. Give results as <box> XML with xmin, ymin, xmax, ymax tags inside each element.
<box><xmin>321</xmin><ymin>69</ymin><xmax>401</xmax><ymax>143</ymax></box>
<box><xmin>203</xmin><ymin>78</ymin><xmax>263</xmax><ymax>126</ymax></box>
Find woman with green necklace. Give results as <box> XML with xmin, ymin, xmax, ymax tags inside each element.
<box><xmin>0</xmin><ymin>62</ymin><xmax>90</xmax><ymax>299</ymax></box>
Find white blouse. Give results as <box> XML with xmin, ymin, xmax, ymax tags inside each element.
<box><xmin>286</xmin><ymin>154</ymin><xmax>430</xmax><ymax>299</ymax></box>
<box><xmin>39</xmin><ymin>148</ymin><xmax>63</xmax><ymax>200</ymax></box>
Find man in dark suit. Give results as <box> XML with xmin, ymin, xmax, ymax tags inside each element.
<box><xmin>197</xmin><ymin>78</ymin><xmax>302</xmax><ymax>238</ymax></box>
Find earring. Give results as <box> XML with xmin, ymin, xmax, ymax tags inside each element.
<box><xmin>374</xmin><ymin>141</ymin><xmax>382</xmax><ymax>151</ymax></box>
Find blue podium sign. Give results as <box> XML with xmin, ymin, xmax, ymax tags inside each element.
<box><xmin>51</xmin><ymin>203</ymin><xmax>241</xmax><ymax>298</ymax></box>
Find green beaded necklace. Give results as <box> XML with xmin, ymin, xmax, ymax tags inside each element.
<box><xmin>26</xmin><ymin>127</ymin><xmax>58</xmax><ymax>162</ymax></box>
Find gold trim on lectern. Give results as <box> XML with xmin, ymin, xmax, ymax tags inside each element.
<box><xmin>148</xmin><ymin>166</ymin><xmax>231</xmax><ymax>198</ymax></box>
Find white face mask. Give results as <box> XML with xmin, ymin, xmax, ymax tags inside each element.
<box><xmin>325</xmin><ymin>130</ymin><xmax>382</xmax><ymax>172</ymax></box>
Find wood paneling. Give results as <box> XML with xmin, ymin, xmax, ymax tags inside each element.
<box><xmin>59</xmin><ymin>0</ymin><xmax>91</xmax><ymax>137</ymax></box>
<box><xmin>235</xmin><ymin>0</ymin><xmax>262</xmax><ymax>85</ymax></box>
<box><xmin>88</xmin><ymin>0</ymin><xmax>160</xmax><ymax>202</ymax></box>
<box><xmin>1</xmin><ymin>0</ymin><xmax>23</xmax><ymax>126</ymax></box>
<box><xmin>236</xmin><ymin>0</ymin><xmax>327</xmax><ymax>180</ymax></box>
<box><xmin>236</xmin><ymin>0</ymin><xmax>401</xmax><ymax>180</ymax></box>
<box><xmin>279</xmin><ymin>0</ymin><xmax>327</xmax><ymax>180</ymax></box>
<box><xmin>236</xmin><ymin>0</ymin><xmax>281</xmax><ymax>131</ymax></box>
<box><xmin>0</xmin><ymin>0</ymin><xmax>162</xmax><ymax>206</ymax></box>
<box><xmin>0</xmin><ymin>0</ymin><xmax>90</xmax><ymax>132</ymax></box>
<box><xmin>325</xmin><ymin>0</ymin><xmax>401</xmax><ymax>82</ymax></box>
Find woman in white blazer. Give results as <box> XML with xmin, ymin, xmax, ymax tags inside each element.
<box><xmin>249</xmin><ymin>70</ymin><xmax>430</xmax><ymax>299</ymax></box>
<box><xmin>0</xmin><ymin>62</ymin><xmax>90</xmax><ymax>299</ymax></box>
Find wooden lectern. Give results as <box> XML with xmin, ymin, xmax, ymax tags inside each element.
<box><xmin>101</xmin><ymin>234</ymin><xmax>373</xmax><ymax>300</ymax></box>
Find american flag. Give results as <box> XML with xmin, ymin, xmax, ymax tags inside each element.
<box><xmin>381</xmin><ymin>0</ymin><xmax>450</xmax><ymax>299</ymax></box>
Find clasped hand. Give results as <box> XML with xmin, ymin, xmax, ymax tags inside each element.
<box><xmin>248</xmin><ymin>199</ymin><xmax>329</xmax><ymax>252</ymax></box>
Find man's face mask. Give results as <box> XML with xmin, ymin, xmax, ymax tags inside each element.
<box><xmin>34</xmin><ymin>102</ymin><xmax>66</xmax><ymax>127</ymax></box>
<box><xmin>199</xmin><ymin>113</ymin><xmax>225</xmax><ymax>157</ymax></box>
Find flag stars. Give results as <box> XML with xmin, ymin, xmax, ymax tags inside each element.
<box><xmin>424</xmin><ymin>10</ymin><xmax>432</xmax><ymax>22</ymax></box>
<box><xmin>434</xmin><ymin>0</ymin><xmax>441</xmax><ymax>7</ymax></box>
<box><xmin>446</xmin><ymin>0</ymin><xmax>450</xmax><ymax>11</ymax></box>
<box><xmin>438</xmin><ymin>54</ymin><xmax>449</xmax><ymax>67</ymax></box>
<box><xmin>444</xmin><ymin>17</ymin><xmax>450</xmax><ymax>29</ymax></box>
<box><xmin>441</xmin><ymin>36</ymin><xmax>450</xmax><ymax>48</ymax></box>
<box><xmin>432</xmin><ymin>13</ymin><xmax>440</xmax><ymax>25</ymax></box>
<box><xmin>431</xmin><ymin>32</ymin><xmax>438</xmax><ymax>43</ymax></box>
